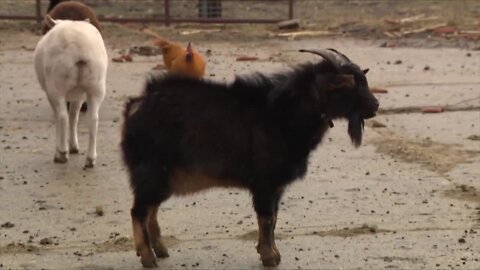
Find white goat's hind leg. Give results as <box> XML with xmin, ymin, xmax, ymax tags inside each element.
<box><xmin>84</xmin><ymin>93</ymin><xmax>104</xmax><ymax>168</ymax></box>
<box><xmin>49</xmin><ymin>97</ymin><xmax>69</xmax><ymax>163</ymax></box>
<box><xmin>68</xmin><ymin>100</ymin><xmax>82</xmax><ymax>154</ymax></box>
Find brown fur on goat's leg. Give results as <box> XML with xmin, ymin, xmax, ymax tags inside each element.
<box><xmin>147</xmin><ymin>205</ymin><xmax>169</xmax><ymax>258</ymax></box>
<box><xmin>131</xmin><ymin>200</ymin><xmax>158</xmax><ymax>268</ymax></box>
<box><xmin>271</xmin><ymin>189</ymin><xmax>284</xmax><ymax>261</ymax></box>
<box><xmin>256</xmin><ymin>216</ymin><xmax>281</xmax><ymax>266</ymax></box>
<box><xmin>253</xmin><ymin>190</ymin><xmax>283</xmax><ymax>266</ymax></box>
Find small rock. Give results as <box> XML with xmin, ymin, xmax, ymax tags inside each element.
<box><xmin>466</xmin><ymin>53</ymin><xmax>472</xmax><ymax>57</ymax></box>
<box><xmin>458</xmin><ymin>238</ymin><xmax>466</xmax><ymax>244</ymax></box>
<box><xmin>467</xmin><ymin>135</ymin><xmax>480</xmax><ymax>141</ymax></box>
<box><xmin>1</xmin><ymin>222</ymin><xmax>14</xmax><ymax>228</ymax></box>
<box><xmin>95</xmin><ymin>206</ymin><xmax>104</xmax><ymax>217</ymax></box>
<box><xmin>40</xmin><ymin>237</ymin><xmax>52</xmax><ymax>245</ymax></box>
<box><xmin>394</xmin><ymin>60</ymin><xmax>402</xmax><ymax>65</ymax></box>
<box><xmin>423</xmin><ymin>65</ymin><xmax>430</xmax><ymax>71</ymax></box>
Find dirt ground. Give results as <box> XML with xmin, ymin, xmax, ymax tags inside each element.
<box><xmin>1</xmin><ymin>4</ymin><xmax>480</xmax><ymax>269</ymax></box>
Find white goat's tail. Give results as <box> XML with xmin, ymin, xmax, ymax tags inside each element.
<box><xmin>75</xmin><ymin>59</ymin><xmax>88</xmax><ymax>85</ymax></box>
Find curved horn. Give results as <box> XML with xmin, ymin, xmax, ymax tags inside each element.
<box><xmin>326</xmin><ymin>48</ymin><xmax>352</xmax><ymax>62</ymax></box>
<box><xmin>299</xmin><ymin>49</ymin><xmax>347</xmax><ymax>71</ymax></box>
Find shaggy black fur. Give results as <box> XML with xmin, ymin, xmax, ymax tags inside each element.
<box><xmin>121</xmin><ymin>54</ymin><xmax>379</xmax><ymax>267</ymax></box>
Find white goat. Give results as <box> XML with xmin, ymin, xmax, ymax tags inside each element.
<box><xmin>34</xmin><ymin>15</ymin><xmax>108</xmax><ymax>168</ymax></box>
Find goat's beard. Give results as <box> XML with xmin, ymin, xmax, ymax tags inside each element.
<box><xmin>348</xmin><ymin>113</ymin><xmax>364</xmax><ymax>147</ymax></box>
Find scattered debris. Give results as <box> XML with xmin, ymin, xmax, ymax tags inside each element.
<box><xmin>95</xmin><ymin>206</ymin><xmax>104</xmax><ymax>217</ymax></box>
<box><xmin>39</xmin><ymin>238</ymin><xmax>52</xmax><ymax>245</ymax></box>
<box><xmin>112</xmin><ymin>54</ymin><xmax>133</xmax><ymax>63</ymax></box>
<box><xmin>1</xmin><ymin>222</ymin><xmax>14</xmax><ymax>228</ymax></box>
<box><xmin>432</xmin><ymin>26</ymin><xmax>458</xmax><ymax>36</ymax></box>
<box><xmin>467</xmin><ymin>135</ymin><xmax>480</xmax><ymax>141</ymax></box>
<box><xmin>129</xmin><ymin>46</ymin><xmax>161</xmax><ymax>56</ymax></box>
<box><xmin>236</xmin><ymin>56</ymin><xmax>259</xmax><ymax>61</ymax></box>
<box><xmin>180</xmin><ymin>29</ymin><xmax>222</xmax><ymax>35</ymax></box>
<box><xmin>421</xmin><ymin>106</ymin><xmax>444</xmax><ymax>113</ymax></box>
<box><xmin>278</xmin><ymin>19</ymin><xmax>300</xmax><ymax>30</ymax></box>
<box><xmin>370</xmin><ymin>87</ymin><xmax>388</xmax><ymax>94</ymax></box>
<box><xmin>274</xmin><ymin>30</ymin><xmax>336</xmax><ymax>40</ymax></box>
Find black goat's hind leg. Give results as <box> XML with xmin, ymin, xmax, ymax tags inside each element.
<box><xmin>271</xmin><ymin>189</ymin><xmax>284</xmax><ymax>263</ymax></box>
<box><xmin>131</xmin><ymin>199</ymin><xmax>157</xmax><ymax>268</ymax></box>
<box><xmin>147</xmin><ymin>204</ymin><xmax>169</xmax><ymax>258</ymax></box>
<box><xmin>253</xmin><ymin>191</ymin><xmax>281</xmax><ymax>267</ymax></box>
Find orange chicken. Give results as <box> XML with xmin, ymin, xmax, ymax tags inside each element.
<box><xmin>152</xmin><ymin>37</ymin><xmax>185</xmax><ymax>69</ymax></box>
<box><xmin>143</xmin><ymin>28</ymin><xmax>206</xmax><ymax>79</ymax></box>
<box><xmin>170</xmin><ymin>42</ymin><xmax>206</xmax><ymax>79</ymax></box>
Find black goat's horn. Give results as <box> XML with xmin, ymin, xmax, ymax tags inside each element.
<box><xmin>299</xmin><ymin>49</ymin><xmax>347</xmax><ymax>71</ymax></box>
<box><xmin>326</xmin><ymin>48</ymin><xmax>352</xmax><ymax>62</ymax></box>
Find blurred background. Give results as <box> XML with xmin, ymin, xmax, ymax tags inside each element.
<box><xmin>0</xmin><ymin>0</ymin><xmax>478</xmax><ymax>46</ymax></box>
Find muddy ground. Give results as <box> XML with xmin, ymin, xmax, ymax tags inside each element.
<box><xmin>0</xmin><ymin>11</ymin><xmax>480</xmax><ymax>270</ymax></box>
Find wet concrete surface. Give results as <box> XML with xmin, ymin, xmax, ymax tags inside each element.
<box><xmin>0</xmin><ymin>30</ymin><xmax>479</xmax><ymax>269</ymax></box>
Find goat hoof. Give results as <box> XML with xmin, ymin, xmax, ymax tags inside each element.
<box><xmin>153</xmin><ymin>243</ymin><xmax>169</xmax><ymax>258</ymax></box>
<box><xmin>70</xmin><ymin>147</ymin><xmax>79</xmax><ymax>154</ymax></box>
<box><xmin>54</xmin><ymin>152</ymin><xmax>68</xmax><ymax>163</ymax></box>
<box><xmin>140</xmin><ymin>254</ymin><xmax>158</xmax><ymax>268</ymax></box>
<box><xmin>84</xmin><ymin>158</ymin><xmax>95</xmax><ymax>169</ymax></box>
<box><xmin>261</xmin><ymin>258</ymin><xmax>279</xmax><ymax>267</ymax></box>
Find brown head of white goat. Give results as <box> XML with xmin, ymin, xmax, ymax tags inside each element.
<box><xmin>34</xmin><ymin>15</ymin><xmax>108</xmax><ymax>168</ymax></box>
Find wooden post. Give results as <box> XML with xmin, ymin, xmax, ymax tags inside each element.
<box><xmin>164</xmin><ymin>0</ymin><xmax>170</xmax><ymax>26</ymax></box>
<box><xmin>288</xmin><ymin>0</ymin><xmax>294</xmax><ymax>20</ymax></box>
<box><xmin>36</xmin><ymin>0</ymin><xmax>42</xmax><ymax>24</ymax></box>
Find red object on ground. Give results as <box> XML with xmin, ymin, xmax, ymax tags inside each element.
<box><xmin>236</xmin><ymin>56</ymin><xmax>259</xmax><ymax>61</ymax></box>
<box><xmin>370</xmin><ymin>87</ymin><xmax>388</xmax><ymax>94</ymax></box>
<box><xmin>432</xmin><ymin>26</ymin><xmax>457</xmax><ymax>35</ymax></box>
<box><xmin>422</xmin><ymin>106</ymin><xmax>445</xmax><ymax>113</ymax></box>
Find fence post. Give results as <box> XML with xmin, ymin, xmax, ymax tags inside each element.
<box><xmin>36</xmin><ymin>0</ymin><xmax>42</xmax><ymax>24</ymax></box>
<box><xmin>164</xmin><ymin>0</ymin><xmax>170</xmax><ymax>26</ymax></box>
<box><xmin>288</xmin><ymin>0</ymin><xmax>294</xmax><ymax>20</ymax></box>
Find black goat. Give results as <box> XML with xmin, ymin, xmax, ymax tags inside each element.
<box><xmin>121</xmin><ymin>49</ymin><xmax>379</xmax><ymax>268</ymax></box>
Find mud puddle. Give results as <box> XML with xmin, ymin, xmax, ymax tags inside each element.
<box><xmin>238</xmin><ymin>224</ymin><xmax>389</xmax><ymax>241</ymax></box>
<box><xmin>370</xmin><ymin>128</ymin><xmax>478</xmax><ymax>174</ymax></box>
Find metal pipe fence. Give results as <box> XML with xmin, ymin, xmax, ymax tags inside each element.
<box><xmin>0</xmin><ymin>0</ymin><xmax>294</xmax><ymax>25</ymax></box>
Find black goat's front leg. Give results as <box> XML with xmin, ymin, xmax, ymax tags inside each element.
<box><xmin>252</xmin><ymin>189</ymin><xmax>283</xmax><ymax>267</ymax></box>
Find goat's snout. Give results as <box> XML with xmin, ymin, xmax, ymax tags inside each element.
<box><xmin>362</xmin><ymin>96</ymin><xmax>379</xmax><ymax>119</ymax></box>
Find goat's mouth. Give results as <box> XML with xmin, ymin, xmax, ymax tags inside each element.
<box><xmin>348</xmin><ymin>113</ymin><xmax>364</xmax><ymax>147</ymax></box>
<box><xmin>363</xmin><ymin>111</ymin><xmax>376</xmax><ymax>119</ymax></box>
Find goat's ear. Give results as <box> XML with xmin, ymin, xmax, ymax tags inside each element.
<box><xmin>362</xmin><ymin>68</ymin><xmax>369</xmax><ymax>74</ymax></box>
<box><xmin>84</xmin><ymin>18</ymin><xmax>91</xmax><ymax>23</ymax></box>
<box><xmin>44</xmin><ymin>15</ymin><xmax>57</xmax><ymax>28</ymax></box>
<box><xmin>328</xmin><ymin>74</ymin><xmax>355</xmax><ymax>90</ymax></box>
